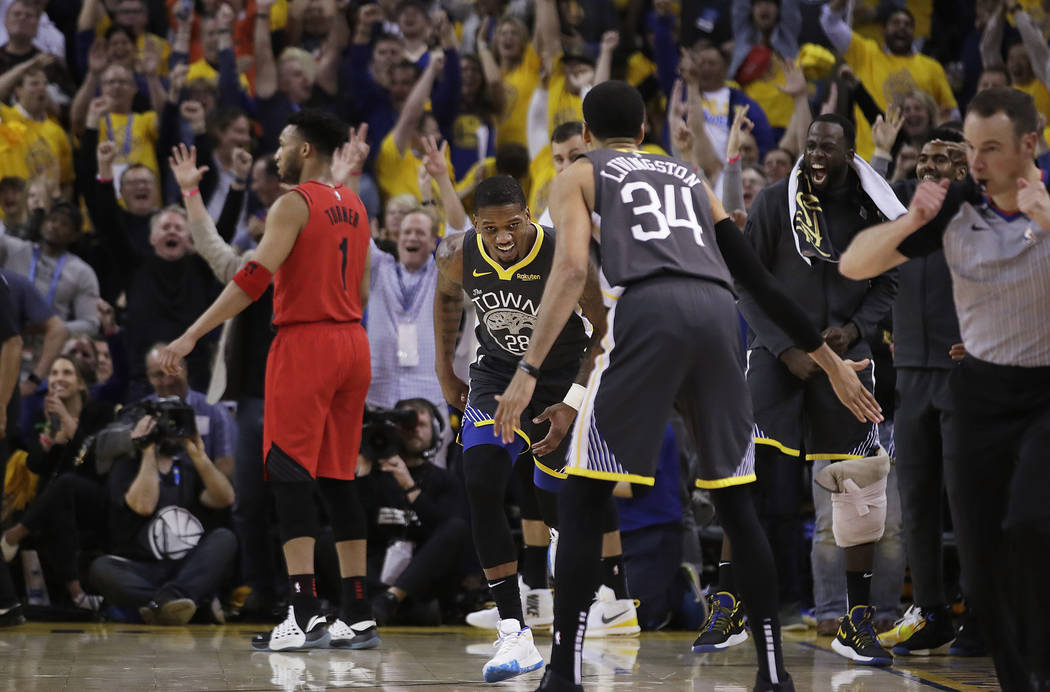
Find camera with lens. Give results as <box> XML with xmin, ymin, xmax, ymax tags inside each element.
<box><xmin>125</xmin><ymin>397</ymin><xmax>198</xmax><ymax>455</ymax></box>
<box><xmin>360</xmin><ymin>405</ymin><xmax>418</xmax><ymax>463</ymax></box>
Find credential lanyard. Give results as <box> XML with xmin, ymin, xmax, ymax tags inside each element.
<box><xmin>28</xmin><ymin>247</ymin><xmax>68</xmax><ymax>306</ymax></box>
<box><xmin>104</xmin><ymin>112</ymin><xmax>134</xmax><ymax>157</ymax></box>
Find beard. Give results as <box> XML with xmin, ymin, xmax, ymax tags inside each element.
<box><xmin>279</xmin><ymin>155</ymin><xmax>303</xmax><ymax>184</ymax></box>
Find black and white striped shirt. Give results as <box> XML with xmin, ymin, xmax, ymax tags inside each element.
<box><xmin>898</xmin><ymin>169</ymin><xmax>1050</xmax><ymax>367</ymax></box>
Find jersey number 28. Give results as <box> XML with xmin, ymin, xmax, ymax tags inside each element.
<box><xmin>620</xmin><ymin>182</ymin><xmax>705</xmax><ymax>246</ymax></box>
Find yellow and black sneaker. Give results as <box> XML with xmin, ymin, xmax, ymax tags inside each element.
<box><xmin>831</xmin><ymin>605</ymin><xmax>893</xmax><ymax>666</ymax></box>
<box><xmin>691</xmin><ymin>592</ymin><xmax>749</xmax><ymax>653</ymax></box>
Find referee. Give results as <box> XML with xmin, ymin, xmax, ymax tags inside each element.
<box><xmin>841</xmin><ymin>87</ymin><xmax>1050</xmax><ymax>691</ymax></box>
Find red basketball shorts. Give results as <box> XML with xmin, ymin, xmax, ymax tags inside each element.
<box><xmin>263</xmin><ymin>321</ymin><xmax>371</xmax><ymax>480</ymax></box>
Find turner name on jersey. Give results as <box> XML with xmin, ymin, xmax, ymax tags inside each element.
<box><xmin>462</xmin><ymin>223</ymin><xmax>587</xmax><ymax>371</ymax></box>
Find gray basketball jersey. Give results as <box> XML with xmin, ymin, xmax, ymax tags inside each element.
<box><xmin>585</xmin><ymin>148</ymin><xmax>733</xmax><ymax>290</ymax></box>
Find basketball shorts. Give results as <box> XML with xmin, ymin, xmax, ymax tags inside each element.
<box><xmin>461</xmin><ymin>356</ymin><xmax>577</xmax><ymax>492</ymax></box>
<box><xmin>747</xmin><ymin>345</ymin><xmax>880</xmax><ymax>462</ymax></box>
<box><xmin>567</xmin><ymin>277</ymin><xmax>756</xmax><ymax>489</ymax></box>
<box><xmin>263</xmin><ymin>321</ymin><xmax>371</xmax><ymax>481</ymax></box>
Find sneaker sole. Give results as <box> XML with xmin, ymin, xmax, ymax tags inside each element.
<box><xmin>482</xmin><ymin>657</ymin><xmax>543</xmax><ymax>683</ymax></box>
<box><xmin>586</xmin><ymin>620</ymin><xmax>641</xmax><ymax>638</ymax></box>
<box><xmin>329</xmin><ymin>632</ymin><xmax>381</xmax><ymax>650</ymax></box>
<box><xmin>251</xmin><ymin>629</ymin><xmax>331</xmax><ymax>652</ymax></box>
<box><xmin>892</xmin><ymin>641</ymin><xmax>952</xmax><ymax>656</ymax></box>
<box><xmin>831</xmin><ymin>638</ymin><xmax>893</xmax><ymax>666</ymax></box>
<box><xmin>692</xmin><ymin>630</ymin><xmax>749</xmax><ymax>653</ymax></box>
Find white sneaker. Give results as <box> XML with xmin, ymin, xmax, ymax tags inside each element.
<box><xmin>585</xmin><ymin>585</ymin><xmax>640</xmax><ymax>638</ymax></box>
<box><xmin>465</xmin><ymin>577</ymin><xmax>553</xmax><ymax>630</ymax></box>
<box><xmin>327</xmin><ymin>618</ymin><xmax>381</xmax><ymax>649</ymax></box>
<box><xmin>251</xmin><ymin>606</ymin><xmax>330</xmax><ymax>651</ymax></box>
<box><xmin>481</xmin><ymin>619</ymin><xmax>544</xmax><ymax>683</ymax></box>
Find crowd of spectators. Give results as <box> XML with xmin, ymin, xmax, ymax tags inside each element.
<box><xmin>0</xmin><ymin>0</ymin><xmax>1045</xmax><ymax>635</ymax></box>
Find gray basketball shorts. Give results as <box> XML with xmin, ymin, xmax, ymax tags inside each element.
<box><xmin>565</xmin><ymin>276</ymin><xmax>757</xmax><ymax>489</ymax></box>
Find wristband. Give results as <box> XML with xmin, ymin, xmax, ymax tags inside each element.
<box><xmin>96</xmin><ymin>174</ymin><xmax>113</xmax><ymax>183</ymax></box>
<box><xmin>562</xmin><ymin>383</ymin><xmax>586</xmax><ymax>411</ymax></box>
<box><xmin>181</xmin><ymin>187</ymin><xmax>200</xmax><ymax>199</ymax></box>
<box><xmin>404</xmin><ymin>485</ymin><xmax>419</xmax><ymax>494</ymax></box>
<box><xmin>517</xmin><ymin>360</ymin><xmax>540</xmax><ymax>378</ymax></box>
<box><xmin>350</xmin><ymin>171</ymin><xmax>362</xmax><ymax>176</ymax></box>
<box><xmin>727</xmin><ymin>154</ymin><xmax>741</xmax><ymax>165</ymax></box>
<box><xmin>232</xmin><ymin>260</ymin><xmax>274</xmax><ymax>301</ymax></box>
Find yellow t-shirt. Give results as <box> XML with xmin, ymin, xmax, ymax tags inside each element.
<box><xmin>497</xmin><ymin>45</ymin><xmax>542</xmax><ymax>149</ymax></box>
<box><xmin>0</xmin><ymin>120</ymin><xmax>31</xmax><ymax>180</ymax></box>
<box><xmin>547</xmin><ymin>57</ymin><xmax>584</xmax><ymax>137</ymax></box>
<box><xmin>742</xmin><ymin>58</ymin><xmax>795</xmax><ymax>130</ymax></box>
<box><xmin>375</xmin><ymin>133</ymin><xmax>451</xmax><ymax>205</ymax></box>
<box><xmin>528</xmin><ymin>145</ymin><xmax>555</xmax><ymax>216</ymax></box>
<box><xmin>99</xmin><ymin>111</ymin><xmax>160</xmax><ymax>175</ymax></box>
<box><xmin>186</xmin><ymin>58</ymin><xmax>252</xmax><ymax>92</ymax></box>
<box><xmin>844</xmin><ymin>32</ymin><xmax>957</xmax><ymax>160</ymax></box>
<box><xmin>0</xmin><ymin>104</ymin><xmax>73</xmax><ymax>184</ymax></box>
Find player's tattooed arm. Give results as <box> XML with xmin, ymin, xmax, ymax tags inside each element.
<box><xmin>575</xmin><ymin>259</ymin><xmax>607</xmax><ymax>385</ymax></box>
<box><xmin>434</xmin><ymin>233</ymin><xmax>468</xmax><ymax>408</ymax></box>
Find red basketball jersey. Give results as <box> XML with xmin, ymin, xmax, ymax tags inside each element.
<box><xmin>272</xmin><ymin>181</ymin><xmax>369</xmax><ymax>326</ymax></box>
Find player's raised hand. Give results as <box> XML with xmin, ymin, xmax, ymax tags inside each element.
<box><xmin>531</xmin><ymin>403</ymin><xmax>577</xmax><ymax>457</ymax></box>
<box><xmin>494</xmin><ymin>369</ymin><xmax>538</xmax><ymax>444</ymax></box>
<box><xmin>168</xmin><ymin>143</ymin><xmax>209</xmax><ymax>192</ymax></box>
<box><xmin>908</xmin><ymin>178</ymin><xmax>950</xmax><ymax>224</ymax></box>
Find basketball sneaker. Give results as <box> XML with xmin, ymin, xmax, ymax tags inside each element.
<box><xmin>692</xmin><ymin>592</ymin><xmax>749</xmax><ymax>653</ymax></box>
<box><xmin>585</xmin><ymin>585</ymin><xmax>640</xmax><ymax>637</ymax></box>
<box><xmin>251</xmin><ymin>605</ymin><xmax>330</xmax><ymax>651</ymax></box>
<box><xmin>948</xmin><ymin>612</ymin><xmax>987</xmax><ymax>657</ymax></box>
<box><xmin>754</xmin><ymin>672</ymin><xmax>795</xmax><ymax>691</ymax></box>
<box><xmin>877</xmin><ymin>603</ymin><xmax>923</xmax><ymax>648</ymax></box>
<box><xmin>481</xmin><ymin>618</ymin><xmax>544</xmax><ymax>683</ymax></box>
<box><xmin>892</xmin><ymin>605</ymin><xmax>954</xmax><ymax>656</ymax></box>
<box><xmin>465</xmin><ymin>576</ymin><xmax>553</xmax><ymax>630</ymax></box>
<box><xmin>535</xmin><ymin>666</ymin><xmax>583</xmax><ymax>692</ymax></box>
<box><xmin>831</xmin><ymin>606</ymin><xmax>893</xmax><ymax>666</ymax></box>
<box><xmin>327</xmin><ymin>617</ymin><xmax>381</xmax><ymax>649</ymax></box>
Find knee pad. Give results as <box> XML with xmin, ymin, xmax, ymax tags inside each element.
<box><xmin>816</xmin><ymin>452</ymin><xmax>891</xmax><ymax>548</ymax></box>
<box><xmin>270</xmin><ymin>481</ymin><xmax>320</xmax><ymax>543</ymax></box>
<box><xmin>317</xmin><ymin>478</ymin><xmax>367</xmax><ymax>542</ymax></box>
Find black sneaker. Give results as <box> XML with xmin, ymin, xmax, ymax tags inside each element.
<box><xmin>949</xmin><ymin>612</ymin><xmax>987</xmax><ymax>657</ymax></box>
<box><xmin>754</xmin><ymin>672</ymin><xmax>795</xmax><ymax>691</ymax></box>
<box><xmin>893</xmin><ymin>605</ymin><xmax>955</xmax><ymax>656</ymax></box>
<box><xmin>371</xmin><ymin>591</ymin><xmax>399</xmax><ymax>626</ymax></box>
<box><xmin>692</xmin><ymin>592</ymin><xmax>749</xmax><ymax>653</ymax></box>
<box><xmin>831</xmin><ymin>606</ymin><xmax>893</xmax><ymax>666</ymax></box>
<box><xmin>534</xmin><ymin>666</ymin><xmax>583</xmax><ymax>692</ymax></box>
<box><xmin>0</xmin><ymin>603</ymin><xmax>24</xmax><ymax>627</ymax></box>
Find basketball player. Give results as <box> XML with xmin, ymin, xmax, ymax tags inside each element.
<box><xmin>434</xmin><ymin>176</ymin><xmax>635</xmax><ymax>683</ymax></box>
<box><xmin>159</xmin><ymin>111</ymin><xmax>377</xmax><ymax>652</ymax></box>
<box><xmin>493</xmin><ymin>81</ymin><xmax>882</xmax><ymax>692</ymax></box>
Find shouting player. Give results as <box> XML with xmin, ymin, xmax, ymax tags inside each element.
<box><xmin>494</xmin><ymin>81</ymin><xmax>883</xmax><ymax>692</ymax></box>
<box><xmin>434</xmin><ymin>176</ymin><xmax>635</xmax><ymax>682</ymax></box>
<box><xmin>160</xmin><ymin>111</ymin><xmax>378</xmax><ymax>652</ymax></box>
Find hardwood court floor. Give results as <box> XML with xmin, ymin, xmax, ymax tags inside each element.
<box><xmin>0</xmin><ymin>623</ymin><xmax>1001</xmax><ymax>691</ymax></box>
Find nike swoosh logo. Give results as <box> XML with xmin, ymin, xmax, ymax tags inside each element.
<box><xmin>971</xmin><ymin>224</ymin><xmax>989</xmax><ymax>231</ymax></box>
<box><xmin>601</xmin><ymin>610</ymin><xmax>630</xmax><ymax>624</ymax></box>
<box><xmin>473</xmin><ymin>269</ymin><xmax>492</xmax><ymax>277</ymax></box>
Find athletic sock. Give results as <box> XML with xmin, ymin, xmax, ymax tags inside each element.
<box><xmin>288</xmin><ymin>574</ymin><xmax>320</xmax><ymax>629</ymax></box>
<box><xmin>522</xmin><ymin>546</ymin><xmax>549</xmax><ymax>590</ymax></box>
<box><xmin>717</xmin><ymin>561</ymin><xmax>736</xmax><ymax>598</ymax></box>
<box><xmin>846</xmin><ymin>570</ymin><xmax>872</xmax><ymax>610</ymax></box>
<box><xmin>341</xmin><ymin>576</ymin><xmax>373</xmax><ymax>624</ymax></box>
<box><xmin>601</xmin><ymin>555</ymin><xmax>629</xmax><ymax>600</ymax></box>
<box><xmin>490</xmin><ymin>577</ymin><xmax>525</xmax><ymax>625</ymax></box>
<box><xmin>550</xmin><ymin>477</ymin><xmax>613</xmax><ymax>684</ymax></box>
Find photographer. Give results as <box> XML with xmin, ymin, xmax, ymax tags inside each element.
<box><xmin>1</xmin><ymin>356</ymin><xmax>115</xmax><ymax>612</ymax></box>
<box><xmin>88</xmin><ymin>407</ymin><xmax>236</xmax><ymax>626</ymax></box>
<box><xmin>357</xmin><ymin>399</ymin><xmax>469</xmax><ymax>625</ymax></box>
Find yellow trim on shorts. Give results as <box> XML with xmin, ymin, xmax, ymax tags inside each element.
<box><xmin>753</xmin><ymin>437</ymin><xmax>801</xmax><ymax>457</ymax></box>
<box><xmin>695</xmin><ymin>473</ymin><xmax>758</xmax><ymax>489</ymax></box>
<box><xmin>534</xmin><ymin>458</ymin><xmax>567</xmax><ymax>479</ymax></box>
<box><xmin>564</xmin><ymin>465</ymin><xmax>656</xmax><ymax>486</ymax></box>
<box><xmin>804</xmin><ymin>453</ymin><xmax>867</xmax><ymax>461</ymax></box>
<box><xmin>470</xmin><ymin>420</ymin><xmax>532</xmax><ymax>447</ymax></box>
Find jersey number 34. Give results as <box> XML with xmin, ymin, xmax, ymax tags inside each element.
<box><xmin>620</xmin><ymin>181</ymin><xmax>705</xmax><ymax>246</ymax></box>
